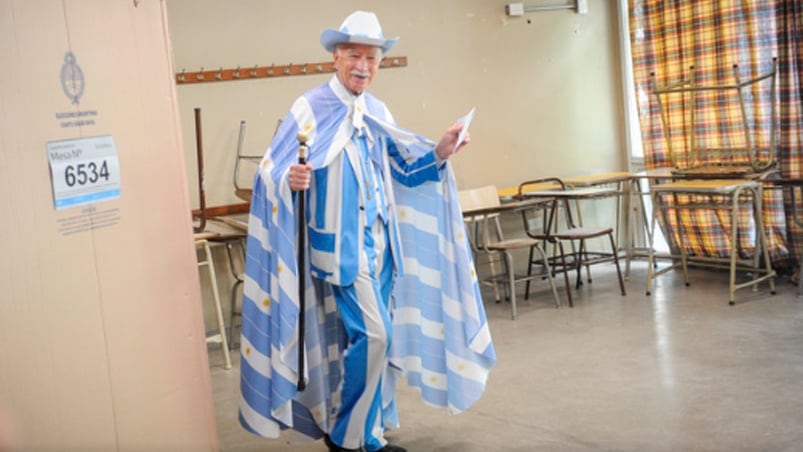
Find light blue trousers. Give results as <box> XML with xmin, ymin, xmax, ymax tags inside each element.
<box><xmin>330</xmin><ymin>219</ymin><xmax>394</xmax><ymax>451</ymax></box>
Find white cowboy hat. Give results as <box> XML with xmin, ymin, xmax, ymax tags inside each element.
<box><xmin>320</xmin><ymin>11</ymin><xmax>399</xmax><ymax>53</ymax></box>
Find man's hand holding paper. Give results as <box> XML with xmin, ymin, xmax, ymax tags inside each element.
<box><xmin>435</xmin><ymin>106</ymin><xmax>476</xmax><ymax>160</ymax></box>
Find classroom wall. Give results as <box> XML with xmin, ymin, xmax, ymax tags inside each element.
<box><xmin>0</xmin><ymin>2</ymin><xmax>627</xmax><ymax>448</ymax></box>
<box><xmin>0</xmin><ymin>1</ymin><xmax>217</xmax><ymax>450</ymax></box>
<box><xmin>165</xmin><ymin>0</ymin><xmax>628</xmax><ymax>208</ymax></box>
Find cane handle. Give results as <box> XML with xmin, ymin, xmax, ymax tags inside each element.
<box><xmin>297</xmin><ymin>132</ymin><xmax>308</xmax><ymax>164</ymax></box>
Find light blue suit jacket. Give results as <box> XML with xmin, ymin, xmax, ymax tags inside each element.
<box><xmin>306</xmin><ymin>126</ymin><xmax>443</xmax><ymax>286</ymax></box>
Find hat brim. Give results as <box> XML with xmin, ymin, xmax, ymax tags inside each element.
<box><xmin>321</xmin><ymin>29</ymin><xmax>398</xmax><ymax>54</ymax></box>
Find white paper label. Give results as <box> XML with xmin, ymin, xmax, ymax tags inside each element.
<box><xmin>47</xmin><ymin>135</ymin><xmax>121</xmax><ymax>210</ymax></box>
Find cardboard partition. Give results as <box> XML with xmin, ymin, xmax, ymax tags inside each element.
<box><xmin>0</xmin><ymin>1</ymin><xmax>218</xmax><ymax>450</ymax></box>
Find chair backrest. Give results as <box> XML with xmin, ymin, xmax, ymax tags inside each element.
<box><xmin>517</xmin><ymin>177</ymin><xmax>566</xmax><ymax>197</ymax></box>
<box><xmin>458</xmin><ymin>185</ymin><xmax>501</xmax><ymax>212</ymax></box>
<box><xmin>233</xmin><ymin>118</ymin><xmax>284</xmax><ymax>201</ymax></box>
<box><xmin>458</xmin><ymin>185</ymin><xmax>504</xmax><ymax>250</ymax></box>
<box><xmin>516</xmin><ymin>177</ymin><xmax>569</xmax><ymax>238</ymax></box>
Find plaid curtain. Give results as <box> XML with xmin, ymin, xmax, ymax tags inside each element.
<box><xmin>629</xmin><ymin>0</ymin><xmax>803</xmax><ymax>265</ymax></box>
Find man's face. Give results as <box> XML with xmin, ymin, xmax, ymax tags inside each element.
<box><xmin>333</xmin><ymin>43</ymin><xmax>381</xmax><ymax>95</ymax></box>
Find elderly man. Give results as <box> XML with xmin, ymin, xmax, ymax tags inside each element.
<box><xmin>239</xmin><ymin>11</ymin><xmax>495</xmax><ymax>452</ymax></box>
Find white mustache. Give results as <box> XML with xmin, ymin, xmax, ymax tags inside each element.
<box><xmin>350</xmin><ymin>71</ymin><xmax>370</xmax><ymax>79</ymax></box>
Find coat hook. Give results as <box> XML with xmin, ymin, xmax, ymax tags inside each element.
<box><xmin>300</xmin><ymin>64</ymin><xmax>307</xmax><ymax>74</ymax></box>
<box><xmin>233</xmin><ymin>66</ymin><xmax>241</xmax><ymax>79</ymax></box>
<box><xmin>250</xmin><ymin>65</ymin><xmax>258</xmax><ymax>77</ymax></box>
<box><xmin>316</xmin><ymin>64</ymin><xmax>324</xmax><ymax>73</ymax></box>
<box><xmin>392</xmin><ymin>58</ymin><xmax>400</xmax><ymax>66</ymax></box>
<box><xmin>284</xmin><ymin>63</ymin><xmax>292</xmax><ymax>75</ymax></box>
<box><xmin>216</xmin><ymin>67</ymin><xmax>223</xmax><ymax>80</ymax></box>
<box><xmin>197</xmin><ymin>67</ymin><xmax>205</xmax><ymax>81</ymax></box>
<box><xmin>178</xmin><ymin>69</ymin><xmax>186</xmax><ymax>83</ymax></box>
<box><xmin>268</xmin><ymin>64</ymin><xmax>275</xmax><ymax>76</ymax></box>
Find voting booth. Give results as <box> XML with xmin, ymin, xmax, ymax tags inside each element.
<box><xmin>0</xmin><ymin>1</ymin><xmax>218</xmax><ymax>450</ymax></box>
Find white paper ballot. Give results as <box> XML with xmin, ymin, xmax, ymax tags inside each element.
<box><xmin>455</xmin><ymin>106</ymin><xmax>476</xmax><ymax>152</ymax></box>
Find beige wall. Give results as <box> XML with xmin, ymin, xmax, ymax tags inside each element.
<box><xmin>165</xmin><ymin>0</ymin><xmax>628</xmax><ymax>208</ymax></box>
<box><xmin>0</xmin><ymin>1</ymin><xmax>217</xmax><ymax>450</ymax></box>
<box><xmin>0</xmin><ymin>3</ymin><xmax>628</xmax><ymax>448</ymax></box>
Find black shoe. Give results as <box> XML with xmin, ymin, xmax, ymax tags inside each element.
<box><xmin>324</xmin><ymin>434</ymin><xmax>365</xmax><ymax>452</ymax></box>
<box><xmin>376</xmin><ymin>444</ymin><xmax>406</xmax><ymax>452</ymax></box>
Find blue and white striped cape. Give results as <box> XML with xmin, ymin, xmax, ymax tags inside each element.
<box><xmin>239</xmin><ymin>79</ymin><xmax>496</xmax><ymax>441</ymax></box>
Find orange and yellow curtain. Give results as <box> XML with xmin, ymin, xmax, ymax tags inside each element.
<box><xmin>629</xmin><ymin>1</ymin><xmax>803</xmax><ymax>264</ymax></box>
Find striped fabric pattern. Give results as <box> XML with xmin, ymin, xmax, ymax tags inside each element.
<box><xmin>629</xmin><ymin>1</ymin><xmax>801</xmax><ymax>262</ymax></box>
<box><xmin>239</xmin><ymin>77</ymin><xmax>496</xmax><ymax>440</ymax></box>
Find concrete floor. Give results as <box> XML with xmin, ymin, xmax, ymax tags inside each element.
<box><xmin>209</xmin><ymin>262</ymin><xmax>803</xmax><ymax>451</ymax></box>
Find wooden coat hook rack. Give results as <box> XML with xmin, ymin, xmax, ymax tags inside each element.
<box><xmin>176</xmin><ymin>56</ymin><xmax>408</xmax><ymax>84</ymax></box>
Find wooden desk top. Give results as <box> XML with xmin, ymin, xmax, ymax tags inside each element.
<box><xmin>632</xmin><ymin>168</ymin><xmax>675</xmax><ymax>180</ymax></box>
<box><xmin>564</xmin><ymin>171</ymin><xmax>634</xmax><ymax>187</ymax></box>
<box><xmin>205</xmin><ymin>215</ymin><xmax>249</xmax><ymax>235</ymax></box>
<box><xmin>461</xmin><ymin>197</ymin><xmax>553</xmax><ymax>218</ymax></box>
<box><xmin>521</xmin><ymin>186</ymin><xmax>618</xmax><ymax>199</ymax></box>
<box><xmin>497</xmin><ymin>171</ymin><xmax>633</xmax><ymax>198</ymax></box>
<box><xmin>497</xmin><ymin>182</ymin><xmax>561</xmax><ymax>199</ymax></box>
<box><xmin>651</xmin><ymin>179</ymin><xmax>759</xmax><ymax>194</ymax></box>
<box><xmin>634</xmin><ymin>167</ymin><xmax>778</xmax><ymax>181</ymax></box>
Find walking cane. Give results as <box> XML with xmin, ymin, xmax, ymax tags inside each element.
<box><xmin>296</xmin><ymin>132</ymin><xmax>309</xmax><ymax>391</ymax></box>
